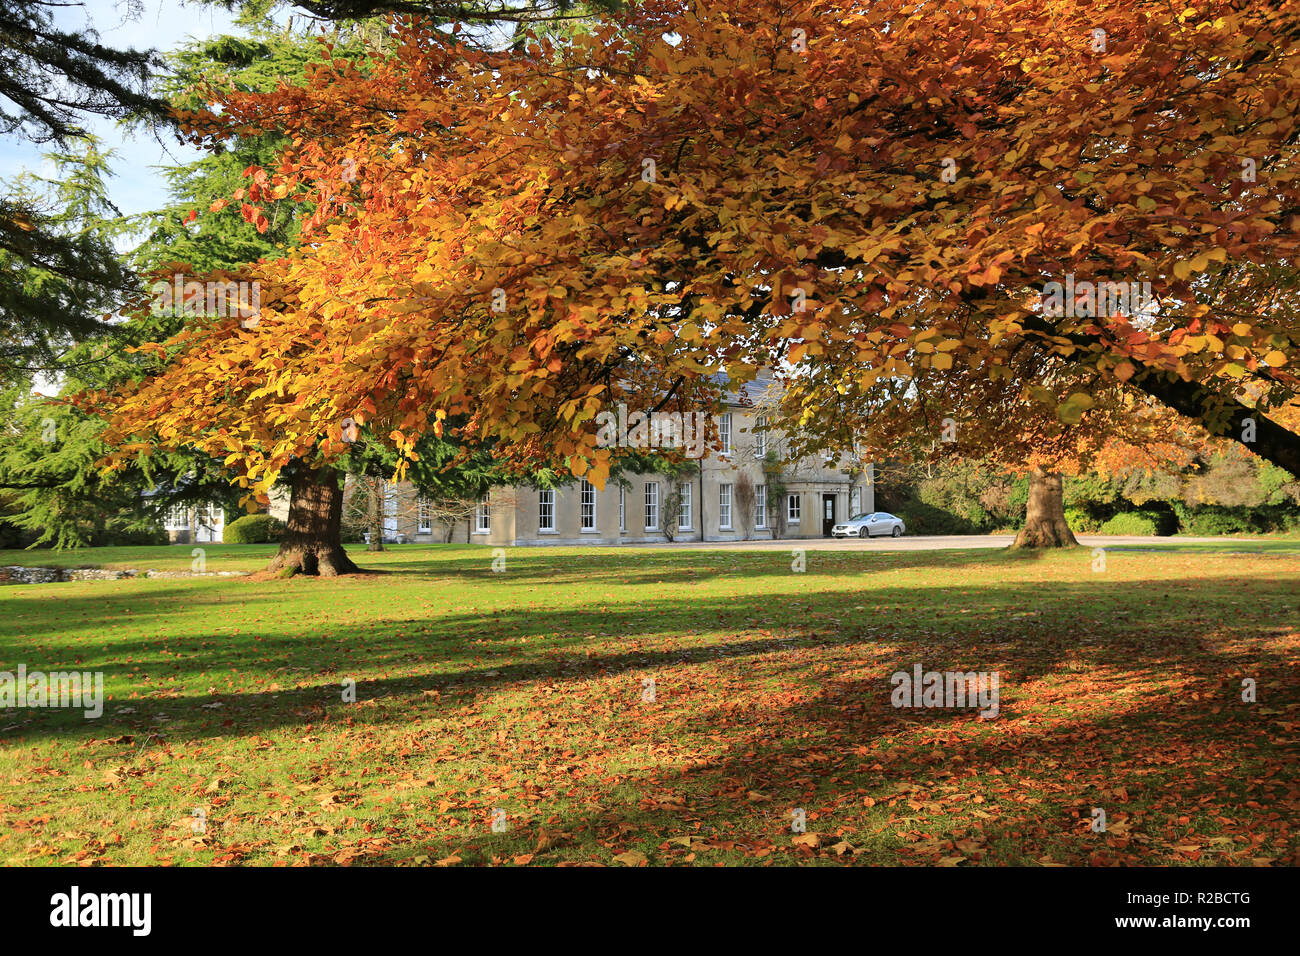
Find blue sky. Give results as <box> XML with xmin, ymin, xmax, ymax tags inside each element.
<box><xmin>4</xmin><ymin>1</ymin><xmax>250</xmax><ymax>395</ymax></box>
<box><xmin>0</xmin><ymin>0</ymin><xmax>247</xmax><ymax>219</ymax></box>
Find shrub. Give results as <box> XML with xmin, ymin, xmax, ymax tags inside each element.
<box><xmin>1136</xmin><ymin>501</ymin><xmax>1179</xmax><ymax>536</ymax></box>
<box><xmin>895</xmin><ymin>501</ymin><xmax>981</xmax><ymax>535</ymax></box>
<box><xmin>0</xmin><ymin>517</ymin><xmax>35</xmax><ymax>549</ymax></box>
<box><xmin>105</xmin><ymin>526</ymin><xmax>169</xmax><ymax>546</ymax></box>
<box><xmin>1175</xmin><ymin>505</ymin><xmax>1256</xmax><ymax>536</ymax></box>
<box><xmin>90</xmin><ymin>517</ymin><xmax>169</xmax><ymax>547</ymax></box>
<box><xmin>1064</xmin><ymin>507</ymin><xmax>1103</xmax><ymax>533</ymax></box>
<box><xmin>1098</xmin><ymin>511</ymin><xmax>1161</xmax><ymax>536</ymax></box>
<box><xmin>1270</xmin><ymin>506</ymin><xmax>1300</xmax><ymax>534</ymax></box>
<box><xmin>224</xmin><ymin>514</ymin><xmax>286</xmax><ymax>544</ymax></box>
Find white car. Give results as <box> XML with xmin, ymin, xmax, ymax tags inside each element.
<box><xmin>832</xmin><ymin>512</ymin><xmax>906</xmax><ymax>538</ymax></box>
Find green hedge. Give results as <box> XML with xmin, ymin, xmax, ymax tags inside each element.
<box><xmin>107</xmin><ymin>526</ymin><xmax>170</xmax><ymax>546</ymax></box>
<box><xmin>1064</xmin><ymin>507</ymin><xmax>1104</xmax><ymax>533</ymax></box>
<box><xmin>888</xmin><ymin>501</ymin><xmax>983</xmax><ymax>535</ymax></box>
<box><xmin>1098</xmin><ymin>511</ymin><xmax>1163</xmax><ymax>536</ymax></box>
<box><xmin>224</xmin><ymin>514</ymin><xmax>286</xmax><ymax>544</ymax></box>
<box><xmin>877</xmin><ymin>464</ymin><xmax>1298</xmax><ymax>538</ymax></box>
<box><xmin>1171</xmin><ymin>503</ymin><xmax>1300</xmax><ymax>536</ymax></box>
<box><xmin>1178</xmin><ymin>507</ymin><xmax>1254</xmax><ymax>536</ymax></box>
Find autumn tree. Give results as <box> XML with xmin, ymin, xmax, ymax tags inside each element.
<box><xmin>96</xmin><ymin>0</ymin><xmax>1300</xmax><ymax>564</ymax></box>
<box><xmin>771</xmin><ymin>323</ymin><xmax>1207</xmax><ymax>546</ymax></box>
<box><xmin>2</xmin><ymin>25</ymin><xmax>370</xmax><ymax>550</ymax></box>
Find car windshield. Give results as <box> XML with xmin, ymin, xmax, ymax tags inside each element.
<box><xmin>849</xmin><ymin>513</ymin><xmax>872</xmax><ymax>521</ymax></box>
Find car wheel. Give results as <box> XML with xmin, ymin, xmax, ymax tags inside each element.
<box><xmin>892</xmin><ymin>526</ymin><xmax>902</xmax><ymax>537</ymax></box>
<box><xmin>858</xmin><ymin>527</ymin><xmax>868</xmax><ymax>538</ymax></box>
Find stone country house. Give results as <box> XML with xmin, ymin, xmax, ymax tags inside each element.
<box><xmin>160</xmin><ymin>500</ymin><xmax>227</xmax><ymax>543</ymax></box>
<box><xmin>327</xmin><ymin>381</ymin><xmax>875</xmax><ymax>546</ymax></box>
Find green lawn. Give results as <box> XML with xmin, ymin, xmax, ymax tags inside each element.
<box><xmin>0</xmin><ymin>543</ymin><xmax>284</xmax><ymax>573</ymax></box>
<box><xmin>1</xmin><ymin>543</ymin><xmax>1296</xmax><ymax>866</ymax></box>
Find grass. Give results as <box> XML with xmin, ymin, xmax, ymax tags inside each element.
<box><xmin>1</xmin><ymin>542</ymin><xmax>1297</xmax><ymax>866</ymax></box>
<box><xmin>0</xmin><ymin>543</ymin><xmax>282</xmax><ymax>573</ymax></box>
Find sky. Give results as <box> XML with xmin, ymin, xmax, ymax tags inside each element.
<box><xmin>4</xmin><ymin>1</ymin><xmax>519</xmax><ymax>396</ymax></box>
<box><xmin>3</xmin><ymin>1</ymin><xmax>520</xmax><ymax>222</ymax></box>
<box><xmin>0</xmin><ymin>0</ymin><xmax>247</xmax><ymax>219</ymax></box>
<box><xmin>3</xmin><ymin>1</ymin><xmax>251</xmax><ymax>394</ymax></box>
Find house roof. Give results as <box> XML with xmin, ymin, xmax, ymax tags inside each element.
<box><xmin>708</xmin><ymin>371</ymin><xmax>779</xmax><ymax>407</ymax></box>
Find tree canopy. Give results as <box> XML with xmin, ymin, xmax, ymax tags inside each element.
<box><xmin>94</xmin><ymin>0</ymin><xmax>1300</xmax><ymax>517</ymax></box>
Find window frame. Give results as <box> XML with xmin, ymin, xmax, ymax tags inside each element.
<box><xmin>538</xmin><ymin>488</ymin><xmax>556</xmax><ymax>533</ymax></box>
<box><xmin>164</xmin><ymin>503</ymin><xmax>189</xmax><ymax>530</ymax></box>
<box><xmin>678</xmin><ymin>481</ymin><xmax>692</xmax><ymax>530</ymax></box>
<box><xmin>755</xmin><ymin>484</ymin><xmax>767</xmax><ymax>529</ymax></box>
<box><xmin>787</xmin><ymin>493</ymin><xmax>801</xmax><ymax>524</ymax></box>
<box><xmin>718</xmin><ymin>482</ymin><xmax>732</xmax><ymax>530</ymax></box>
<box><xmin>580</xmin><ymin>479</ymin><xmax>597</xmax><ymax>531</ymax></box>
<box><xmin>644</xmin><ymin>481</ymin><xmax>660</xmax><ymax>531</ymax></box>
<box><xmin>474</xmin><ymin>496</ymin><xmax>491</xmax><ymax>534</ymax></box>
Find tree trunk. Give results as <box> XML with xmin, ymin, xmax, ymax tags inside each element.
<box><xmin>367</xmin><ymin>476</ymin><xmax>384</xmax><ymax>552</ymax></box>
<box><xmin>1012</xmin><ymin>469</ymin><xmax>1078</xmax><ymax>549</ymax></box>
<box><xmin>266</xmin><ymin>466</ymin><xmax>361</xmax><ymax>576</ymax></box>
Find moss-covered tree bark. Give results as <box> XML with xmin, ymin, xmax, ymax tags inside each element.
<box><xmin>1012</xmin><ymin>469</ymin><xmax>1078</xmax><ymax>549</ymax></box>
<box><xmin>266</xmin><ymin>465</ymin><xmax>360</xmax><ymax>576</ymax></box>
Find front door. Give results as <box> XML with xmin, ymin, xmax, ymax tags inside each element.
<box><xmin>822</xmin><ymin>494</ymin><xmax>836</xmax><ymax>537</ymax></box>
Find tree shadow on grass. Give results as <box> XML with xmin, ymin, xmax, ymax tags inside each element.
<box><xmin>5</xmin><ymin>552</ymin><xmax>1295</xmax><ymax>866</ymax></box>
<box><xmin>352</xmin><ymin>639</ymin><xmax>1298</xmax><ymax>867</ymax></box>
<box><xmin>366</xmin><ymin>545</ymin><xmax>1048</xmax><ymax>589</ymax></box>
<box><xmin>3</xmin><ymin>566</ymin><xmax>1293</xmax><ymax>759</ymax></box>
